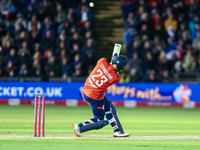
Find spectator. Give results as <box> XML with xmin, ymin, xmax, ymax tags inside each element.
<box><xmin>54</xmin><ymin>4</ymin><xmax>66</xmax><ymax>26</ymax></box>
<box><xmin>19</xmin><ymin>63</ymin><xmax>29</xmax><ymax>77</ymax></box>
<box><xmin>177</xmin><ymin>15</ymin><xmax>188</xmax><ymax>30</ymax></box>
<box><xmin>5</xmin><ymin>60</ymin><xmax>15</xmax><ymax>76</ymax></box>
<box><xmin>121</xmin><ymin>0</ymin><xmax>135</xmax><ymax>19</ymax></box>
<box><xmin>83</xmin><ymin>31</ymin><xmax>94</xmax><ymax>46</ymax></box>
<box><xmin>79</xmin><ymin>21</ymin><xmax>93</xmax><ymax>37</ymax></box>
<box><xmin>182</xmin><ymin>49</ymin><xmax>196</xmax><ymax>72</ymax></box>
<box><xmin>0</xmin><ymin>16</ymin><xmax>6</xmax><ymax>36</ymax></box>
<box><xmin>56</xmin><ymin>30</ymin><xmax>69</xmax><ymax>47</ymax></box>
<box><xmin>135</xmin><ymin>6</ymin><xmax>145</xmax><ymax>21</ymax></box>
<box><xmin>82</xmin><ymin>50</ymin><xmax>97</xmax><ymax>75</ymax></box>
<box><xmin>41</xmin><ymin>16</ymin><xmax>52</xmax><ymax>28</ymax></box>
<box><xmin>188</xmin><ymin>0</ymin><xmax>198</xmax><ymax>14</ymax></box>
<box><xmin>18</xmin><ymin>48</ymin><xmax>31</xmax><ymax>66</ymax></box>
<box><xmin>166</xmin><ymin>38</ymin><xmax>178</xmax><ymax>53</ymax></box>
<box><xmin>0</xmin><ymin>0</ymin><xmax>13</xmax><ymax>17</ymax></box>
<box><xmin>78</xmin><ymin>0</ymin><xmax>89</xmax><ymax>11</ymax></box>
<box><xmin>144</xmin><ymin>70</ymin><xmax>161</xmax><ymax>82</ymax></box>
<box><xmin>139</xmin><ymin>13</ymin><xmax>152</xmax><ymax>32</ymax></box>
<box><xmin>73</xmin><ymin>68</ymin><xmax>83</xmax><ymax>77</ymax></box>
<box><xmin>3</xmin><ymin>39</ymin><xmax>13</xmax><ymax>55</ymax></box>
<box><xmin>194</xmin><ymin>41</ymin><xmax>200</xmax><ymax>54</ymax></box>
<box><xmin>128</xmin><ymin>52</ymin><xmax>142</xmax><ymax>72</ymax></box>
<box><xmin>177</xmin><ymin>23</ymin><xmax>191</xmax><ymax>40</ymax></box>
<box><xmin>66</xmin><ymin>13</ymin><xmax>76</xmax><ymax>27</ymax></box>
<box><xmin>5</xmin><ymin>48</ymin><xmax>18</xmax><ymax>66</ymax></box>
<box><xmin>181</xmin><ymin>31</ymin><xmax>192</xmax><ymax>49</ymax></box>
<box><xmin>161</xmin><ymin>0</ymin><xmax>171</xmax><ymax>14</ymax></box>
<box><xmin>32</xmin><ymin>51</ymin><xmax>42</xmax><ymax>63</ymax></box>
<box><xmin>28</xmin><ymin>30</ymin><xmax>40</xmax><ymax>54</ymax></box>
<box><xmin>189</xmin><ymin>14</ymin><xmax>199</xmax><ymax>32</ymax></box>
<box><xmin>32</xmin><ymin>68</ymin><xmax>41</xmax><ymax>78</ymax></box>
<box><xmin>149</xmin><ymin>1</ymin><xmax>160</xmax><ymax>13</ymax></box>
<box><xmin>14</xmin><ymin>24</ymin><xmax>25</xmax><ymax>40</ymax></box>
<box><xmin>68</xmin><ymin>32</ymin><xmax>83</xmax><ymax>57</ymax></box>
<box><xmin>143</xmin><ymin>51</ymin><xmax>155</xmax><ymax>73</ymax></box>
<box><xmin>38</xmin><ymin>0</ymin><xmax>54</xmax><ymax>20</ymax></box>
<box><xmin>156</xmin><ymin>51</ymin><xmax>169</xmax><ymax>76</ymax></box>
<box><xmin>46</xmin><ymin>55</ymin><xmax>60</xmax><ymax>77</ymax></box>
<box><xmin>61</xmin><ymin>57</ymin><xmax>72</xmax><ymax>77</ymax></box>
<box><xmin>126</xmin><ymin>40</ymin><xmax>139</xmax><ymax>59</ymax></box>
<box><xmin>7</xmin><ymin>69</ymin><xmax>16</xmax><ymax>79</ymax></box>
<box><xmin>41</xmin><ymin>30</ymin><xmax>55</xmax><ymax>51</ymax></box>
<box><xmin>26</xmin><ymin>5</ymin><xmax>36</xmax><ymax>21</ymax></box>
<box><xmin>124</xmin><ymin>12</ymin><xmax>136</xmax><ymax>30</ymax></box>
<box><xmin>81</xmin><ymin>39</ymin><xmax>97</xmax><ymax>60</ymax></box>
<box><xmin>2</xmin><ymin>30</ymin><xmax>14</xmax><ymax>48</ymax></box>
<box><xmin>171</xmin><ymin>60</ymin><xmax>183</xmax><ymax>78</ymax></box>
<box><xmin>152</xmin><ymin>12</ymin><xmax>163</xmax><ymax>31</ymax></box>
<box><xmin>119</xmin><ymin>70</ymin><xmax>130</xmax><ymax>83</ymax></box>
<box><xmin>123</xmin><ymin>12</ymin><xmax>137</xmax><ymax>45</ymax></box>
<box><xmin>15</xmin><ymin>13</ymin><xmax>27</xmax><ymax>31</ymax></box>
<box><xmin>77</xmin><ymin>5</ymin><xmax>93</xmax><ymax>27</ymax></box>
<box><xmin>169</xmin><ymin>53</ymin><xmax>178</xmax><ymax>71</ymax></box>
<box><xmin>27</xmin><ymin>14</ymin><xmax>41</xmax><ymax>32</ymax></box>
<box><xmin>55</xmin><ymin>41</ymin><xmax>66</xmax><ymax>56</ymax></box>
<box><xmin>164</xmin><ymin>13</ymin><xmax>178</xmax><ymax>32</ymax></box>
<box><xmin>42</xmin><ymin>22</ymin><xmax>55</xmax><ymax>37</ymax></box>
<box><xmin>5</xmin><ymin>6</ymin><xmax>18</xmax><ymax>22</ymax></box>
<box><xmin>140</xmin><ymin>41</ymin><xmax>152</xmax><ymax>60</ymax></box>
<box><xmin>173</xmin><ymin>1</ymin><xmax>186</xmax><ymax>17</ymax></box>
<box><xmin>57</xmin><ymin>20</ymin><xmax>70</xmax><ymax>35</ymax></box>
<box><xmin>32</xmin><ymin>59</ymin><xmax>41</xmax><ymax>77</ymax></box>
<box><xmin>191</xmin><ymin>24</ymin><xmax>200</xmax><ymax>40</ymax></box>
<box><xmin>129</xmin><ymin>68</ymin><xmax>141</xmax><ymax>82</ymax></box>
<box><xmin>59</xmin><ymin>49</ymin><xmax>67</xmax><ymax>61</ymax></box>
<box><xmin>139</xmin><ymin>24</ymin><xmax>151</xmax><ymax>39</ymax></box>
<box><xmin>73</xmin><ymin>54</ymin><xmax>82</xmax><ymax>70</ymax></box>
<box><xmin>176</xmin><ymin>39</ymin><xmax>184</xmax><ymax>60</ymax></box>
<box><xmin>27</xmin><ymin>0</ymin><xmax>39</xmax><ymax>12</ymax></box>
<box><xmin>192</xmin><ymin>31</ymin><xmax>200</xmax><ymax>50</ymax></box>
<box><xmin>15</xmin><ymin>31</ymin><xmax>29</xmax><ymax>50</ymax></box>
<box><xmin>153</xmin><ymin>24</ymin><xmax>165</xmax><ymax>39</ymax></box>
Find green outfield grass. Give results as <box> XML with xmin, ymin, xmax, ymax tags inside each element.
<box><xmin>0</xmin><ymin>105</ymin><xmax>200</xmax><ymax>150</ymax></box>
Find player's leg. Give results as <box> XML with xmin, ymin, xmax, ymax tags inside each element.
<box><xmin>104</xmin><ymin>97</ymin><xmax>130</xmax><ymax>137</ymax></box>
<box><xmin>77</xmin><ymin>101</ymin><xmax>108</xmax><ymax>131</ymax></box>
<box><xmin>72</xmin><ymin>94</ymin><xmax>108</xmax><ymax>137</ymax></box>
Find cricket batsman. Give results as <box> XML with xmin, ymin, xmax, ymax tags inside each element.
<box><xmin>72</xmin><ymin>54</ymin><xmax>130</xmax><ymax>137</ymax></box>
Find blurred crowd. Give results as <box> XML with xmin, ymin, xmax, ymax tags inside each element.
<box><xmin>0</xmin><ymin>0</ymin><xmax>97</xmax><ymax>80</ymax></box>
<box><xmin>121</xmin><ymin>0</ymin><xmax>200</xmax><ymax>82</ymax></box>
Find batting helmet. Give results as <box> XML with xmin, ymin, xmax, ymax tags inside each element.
<box><xmin>112</xmin><ymin>55</ymin><xmax>127</xmax><ymax>71</ymax></box>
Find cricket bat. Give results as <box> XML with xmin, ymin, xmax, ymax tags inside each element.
<box><xmin>111</xmin><ymin>43</ymin><xmax>122</xmax><ymax>63</ymax></box>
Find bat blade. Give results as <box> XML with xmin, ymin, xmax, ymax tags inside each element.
<box><xmin>111</xmin><ymin>43</ymin><xmax>121</xmax><ymax>63</ymax></box>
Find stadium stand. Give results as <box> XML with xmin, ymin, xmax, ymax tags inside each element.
<box><xmin>121</xmin><ymin>0</ymin><xmax>200</xmax><ymax>82</ymax></box>
<box><xmin>0</xmin><ymin>0</ymin><xmax>97</xmax><ymax>81</ymax></box>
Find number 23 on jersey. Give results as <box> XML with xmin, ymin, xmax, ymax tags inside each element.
<box><xmin>91</xmin><ymin>69</ymin><xmax>108</xmax><ymax>87</ymax></box>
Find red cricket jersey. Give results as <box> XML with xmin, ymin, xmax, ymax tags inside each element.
<box><xmin>83</xmin><ymin>58</ymin><xmax>121</xmax><ymax>100</ymax></box>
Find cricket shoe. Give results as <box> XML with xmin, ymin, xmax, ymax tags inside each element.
<box><xmin>113</xmin><ymin>131</ymin><xmax>130</xmax><ymax>137</ymax></box>
<box><xmin>72</xmin><ymin>124</ymin><xmax>81</xmax><ymax>137</ymax></box>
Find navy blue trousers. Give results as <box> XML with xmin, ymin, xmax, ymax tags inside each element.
<box><xmin>83</xmin><ymin>93</ymin><xmax>110</xmax><ymax>120</ymax></box>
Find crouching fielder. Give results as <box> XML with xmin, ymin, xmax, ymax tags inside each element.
<box><xmin>72</xmin><ymin>55</ymin><xmax>130</xmax><ymax>137</ymax></box>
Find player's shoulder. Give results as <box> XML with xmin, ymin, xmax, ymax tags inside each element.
<box><xmin>97</xmin><ymin>58</ymin><xmax>109</xmax><ymax>64</ymax></box>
